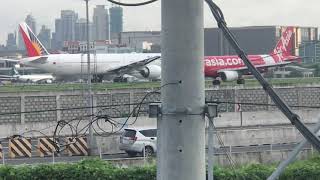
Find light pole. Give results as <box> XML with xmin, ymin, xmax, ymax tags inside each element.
<box><xmin>206</xmin><ymin>103</ymin><xmax>218</xmax><ymax>180</ymax></box>
<box><xmin>84</xmin><ymin>0</ymin><xmax>95</xmax><ymax>155</ymax></box>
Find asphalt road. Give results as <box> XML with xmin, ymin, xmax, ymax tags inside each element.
<box><xmin>1</xmin><ymin>142</ymin><xmax>311</xmax><ymax>165</ymax></box>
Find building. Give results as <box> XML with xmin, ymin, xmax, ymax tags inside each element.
<box><xmin>53</xmin><ymin>10</ymin><xmax>78</xmax><ymax>49</ymax></box>
<box><xmin>17</xmin><ymin>32</ymin><xmax>25</xmax><ymax>50</ymax></box>
<box><xmin>109</xmin><ymin>6</ymin><xmax>123</xmax><ymax>38</ymax></box>
<box><xmin>299</xmin><ymin>40</ymin><xmax>320</xmax><ymax>64</ymax></box>
<box><xmin>75</xmin><ymin>18</ymin><xmax>88</xmax><ymax>41</ymax></box>
<box><xmin>75</xmin><ymin>18</ymin><xmax>95</xmax><ymax>42</ymax></box>
<box><xmin>204</xmin><ymin>26</ymin><xmax>318</xmax><ymax>56</ymax></box>
<box><xmin>61</xmin><ymin>10</ymin><xmax>78</xmax><ymax>41</ymax></box>
<box><xmin>37</xmin><ymin>25</ymin><xmax>51</xmax><ymax>49</ymax></box>
<box><xmin>115</xmin><ymin>31</ymin><xmax>161</xmax><ymax>52</ymax></box>
<box><xmin>63</xmin><ymin>41</ymin><xmax>80</xmax><ymax>53</ymax></box>
<box><xmin>6</xmin><ymin>33</ymin><xmax>17</xmax><ymax>50</ymax></box>
<box><xmin>93</xmin><ymin>5</ymin><xmax>109</xmax><ymax>40</ymax></box>
<box><xmin>62</xmin><ymin>40</ymin><xmax>135</xmax><ymax>54</ymax></box>
<box><xmin>25</xmin><ymin>14</ymin><xmax>37</xmax><ymax>35</ymax></box>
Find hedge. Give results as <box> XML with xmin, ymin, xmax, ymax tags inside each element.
<box><xmin>0</xmin><ymin>156</ymin><xmax>320</xmax><ymax>180</ymax></box>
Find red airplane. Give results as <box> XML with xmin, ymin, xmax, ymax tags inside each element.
<box><xmin>204</xmin><ymin>27</ymin><xmax>299</xmax><ymax>85</ymax></box>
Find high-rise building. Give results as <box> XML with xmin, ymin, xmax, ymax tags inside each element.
<box><xmin>93</xmin><ymin>5</ymin><xmax>109</xmax><ymax>40</ymax></box>
<box><xmin>17</xmin><ymin>31</ymin><xmax>25</xmax><ymax>50</ymax></box>
<box><xmin>38</xmin><ymin>25</ymin><xmax>51</xmax><ymax>49</ymax></box>
<box><xmin>6</xmin><ymin>32</ymin><xmax>17</xmax><ymax>50</ymax></box>
<box><xmin>25</xmin><ymin>14</ymin><xmax>37</xmax><ymax>35</ymax></box>
<box><xmin>53</xmin><ymin>18</ymin><xmax>62</xmax><ymax>49</ymax></box>
<box><xmin>53</xmin><ymin>10</ymin><xmax>78</xmax><ymax>49</ymax></box>
<box><xmin>75</xmin><ymin>18</ymin><xmax>94</xmax><ymax>41</ymax></box>
<box><xmin>109</xmin><ymin>6</ymin><xmax>123</xmax><ymax>38</ymax></box>
<box><xmin>61</xmin><ymin>10</ymin><xmax>78</xmax><ymax>41</ymax></box>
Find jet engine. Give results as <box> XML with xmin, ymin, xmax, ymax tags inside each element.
<box><xmin>139</xmin><ymin>65</ymin><xmax>161</xmax><ymax>80</ymax></box>
<box><xmin>46</xmin><ymin>79</ymin><xmax>53</xmax><ymax>84</ymax></box>
<box><xmin>219</xmin><ymin>71</ymin><xmax>239</xmax><ymax>81</ymax></box>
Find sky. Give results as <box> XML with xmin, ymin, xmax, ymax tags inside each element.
<box><xmin>0</xmin><ymin>0</ymin><xmax>319</xmax><ymax>44</ymax></box>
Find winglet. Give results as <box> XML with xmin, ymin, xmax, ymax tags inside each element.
<box><xmin>19</xmin><ymin>22</ymin><xmax>49</xmax><ymax>57</ymax></box>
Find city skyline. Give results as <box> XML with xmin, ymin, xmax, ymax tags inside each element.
<box><xmin>1</xmin><ymin>0</ymin><xmax>320</xmax><ymax>44</ymax></box>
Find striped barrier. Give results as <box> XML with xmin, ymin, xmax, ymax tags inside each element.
<box><xmin>9</xmin><ymin>138</ymin><xmax>32</xmax><ymax>158</ymax></box>
<box><xmin>66</xmin><ymin>137</ymin><xmax>88</xmax><ymax>156</ymax></box>
<box><xmin>0</xmin><ymin>142</ymin><xmax>2</xmax><ymax>159</ymax></box>
<box><xmin>37</xmin><ymin>138</ymin><xmax>59</xmax><ymax>157</ymax></box>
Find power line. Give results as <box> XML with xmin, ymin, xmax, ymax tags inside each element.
<box><xmin>12</xmin><ymin>81</ymin><xmax>180</xmax><ymax>152</ymax></box>
<box><xmin>106</xmin><ymin>0</ymin><xmax>158</xmax><ymax>6</ymax></box>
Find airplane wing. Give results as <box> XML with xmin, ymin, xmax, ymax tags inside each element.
<box><xmin>0</xmin><ymin>58</ymin><xmax>20</xmax><ymax>62</ymax></box>
<box><xmin>103</xmin><ymin>56</ymin><xmax>161</xmax><ymax>76</ymax></box>
<box><xmin>0</xmin><ymin>75</ymin><xmax>16</xmax><ymax>81</ymax></box>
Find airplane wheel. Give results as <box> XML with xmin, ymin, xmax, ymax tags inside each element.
<box><xmin>212</xmin><ymin>79</ymin><xmax>221</xmax><ymax>86</ymax></box>
<box><xmin>237</xmin><ymin>79</ymin><xmax>245</xmax><ymax>84</ymax></box>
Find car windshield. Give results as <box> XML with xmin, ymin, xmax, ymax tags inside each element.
<box><xmin>123</xmin><ymin>129</ymin><xmax>136</xmax><ymax>137</ymax></box>
<box><xmin>139</xmin><ymin>129</ymin><xmax>157</xmax><ymax>137</ymax></box>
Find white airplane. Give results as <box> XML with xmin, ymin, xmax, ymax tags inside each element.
<box><xmin>15</xmin><ymin>22</ymin><xmax>161</xmax><ymax>82</ymax></box>
<box><xmin>0</xmin><ymin>66</ymin><xmax>55</xmax><ymax>83</ymax></box>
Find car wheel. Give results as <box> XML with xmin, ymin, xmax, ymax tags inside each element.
<box><xmin>127</xmin><ymin>151</ymin><xmax>137</xmax><ymax>157</ymax></box>
<box><xmin>143</xmin><ymin>146</ymin><xmax>154</xmax><ymax>157</ymax></box>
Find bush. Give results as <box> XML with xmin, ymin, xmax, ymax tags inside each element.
<box><xmin>0</xmin><ymin>157</ymin><xmax>320</xmax><ymax>179</ymax></box>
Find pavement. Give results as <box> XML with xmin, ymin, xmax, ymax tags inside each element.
<box><xmin>1</xmin><ymin>142</ymin><xmax>311</xmax><ymax>165</ymax></box>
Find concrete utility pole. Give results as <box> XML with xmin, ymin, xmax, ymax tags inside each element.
<box><xmin>84</xmin><ymin>0</ymin><xmax>95</xmax><ymax>155</ymax></box>
<box><xmin>160</xmin><ymin>0</ymin><xmax>205</xmax><ymax>179</ymax></box>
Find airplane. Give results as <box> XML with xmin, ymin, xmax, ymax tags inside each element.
<box><xmin>0</xmin><ymin>66</ymin><xmax>55</xmax><ymax>83</ymax></box>
<box><xmin>9</xmin><ymin>22</ymin><xmax>297</xmax><ymax>85</ymax></box>
<box><xmin>17</xmin><ymin>22</ymin><xmax>161</xmax><ymax>82</ymax></box>
<box><xmin>204</xmin><ymin>26</ymin><xmax>299</xmax><ymax>85</ymax></box>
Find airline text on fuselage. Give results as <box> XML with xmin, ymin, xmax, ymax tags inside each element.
<box><xmin>205</xmin><ymin>57</ymin><xmax>245</xmax><ymax>67</ymax></box>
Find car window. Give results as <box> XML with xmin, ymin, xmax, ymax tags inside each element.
<box><xmin>123</xmin><ymin>129</ymin><xmax>136</xmax><ymax>137</ymax></box>
<box><xmin>139</xmin><ymin>129</ymin><xmax>157</xmax><ymax>137</ymax></box>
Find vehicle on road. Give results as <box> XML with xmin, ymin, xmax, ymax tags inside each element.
<box><xmin>119</xmin><ymin>127</ymin><xmax>157</xmax><ymax>157</ymax></box>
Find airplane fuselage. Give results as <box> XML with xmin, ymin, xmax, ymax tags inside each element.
<box><xmin>21</xmin><ymin>53</ymin><xmax>161</xmax><ymax>77</ymax></box>
<box><xmin>204</xmin><ymin>54</ymin><xmax>297</xmax><ymax>77</ymax></box>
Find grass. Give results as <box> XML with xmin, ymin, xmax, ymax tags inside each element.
<box><xmin>0</xmin><ymin>77</ymin><xmax>319</xmax><ymax>93</ymax></box>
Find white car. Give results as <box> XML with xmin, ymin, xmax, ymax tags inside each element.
<box><xmin>119</xmin><ymin>127</ymin><xmax>157</xmax><ymax>157</ymax></box>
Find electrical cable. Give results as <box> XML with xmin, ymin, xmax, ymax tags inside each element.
<box><xmin>106</xmin><ymin>0</ymin><xmax>158</xmax><ymax>6</ymax></box>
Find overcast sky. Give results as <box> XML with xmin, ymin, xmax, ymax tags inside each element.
<box><xmin>0</xmin><ymin>0</ymin><xmax>319</xmax><ymax>44</ymax></box>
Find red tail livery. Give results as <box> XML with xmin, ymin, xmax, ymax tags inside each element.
<box><xmin>19</xmin><ymin>22</ymin><xmax>49</xmax><ymax>57</ymax></box>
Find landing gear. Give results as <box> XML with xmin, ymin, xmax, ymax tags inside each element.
<box><xmin>212</xmin><ymin>79</ymin><xmax>221</xmax><ymax>86</ymax></box>
<box><xmin>92</xmin><ymin>74</ymin><xmax>103</xmax><ymax>83</ymax></box>
<box><xmin>237</xmin><ymin>78</ymin><xmax>245</xmax><ymax>84</ymax></box>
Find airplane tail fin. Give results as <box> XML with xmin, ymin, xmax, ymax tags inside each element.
<box><xmin>19</xmin><ymin>22</ymin><xmax>49</xmax><ymax>57</ymax></box>
<box><xmin>271</xmin><ymin>26</ymin><xmax>295</xmax><ymax>57</ymax></box>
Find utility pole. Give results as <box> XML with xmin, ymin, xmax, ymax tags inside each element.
<box><xmin>84</xmin><ymin>0</ymin><xmax>95</xmax><ymax>155</ymax></box>
<box><xmin>160</xmin><ymin>0</ymin><xmax>205</xmax><ymax>179</ymax></box>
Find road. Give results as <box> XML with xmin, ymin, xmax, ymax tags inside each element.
<box><xmin>1</xmin><ymin>142</ymin><xmax>311</xmax><ymax>165</ymax></box>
